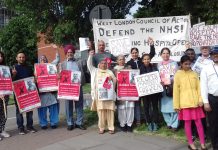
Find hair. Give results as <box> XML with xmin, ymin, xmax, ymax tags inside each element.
<box><xmin>180</xmin><ymin>55</ymin><xmax>191</xmax><ymax>64</ymax></box>
<box><xmin>98</xmin><ymin>40</ymin><xmax>105</xmax><ymax>45</ymax></box>
<box><xmin>17</xmin><ymin>50</ymin><xmax>26</xmax><ymax>56</ymax></box>
<box><xmin>116</xmin><ymin>55</ymin><xmax>125</xmax><ymax>61</ymax></box>
<box><xmin>141</xmin><ymin>53</ymin><xmax>151</xmax><ymax>60</ymax></box>
<box><xmin>0</xmin><ymin>51</ymin><xmax>5</xmax><ymax>65</ymax></box>
<box><xmin>39</xmin><ymin>55</ymin><xmax>48</xmax><ymax>63</ymax></box>
<box><xmin>130</xmin><ymin>47</ymin><xmax>139</xmax><ymax>53</ymax></box>
<box><xmin>185</xmin><ymin>48</ymin><xmax>195</xmax><ymax>53</ymax></box>
<box><xmin>160</xmin><ymin>47</ymin><xmax>171</xmax><ymax>55</ymax></box>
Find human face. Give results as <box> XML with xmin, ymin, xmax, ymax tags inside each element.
<box><xmin>142</xmin><ymin>55</ymin><xmax>151</xmax><ymax>66</ymax></box>
<box><xmin>0</xmin><ymin>53</ymin><xmax>3</xmax><ymax>64</ymax></box>
<box><xmin>181</xmin><ymin>60</ymin><xmax>191</xmax><ymax>71</ymax></box>
<box><xmin>200</xmin><ymin>47</ymin><xmax>210</xmax><ymax>57</ymax></box>
<box><xmin>131</xmin><ymin>49</ymin><xmax>139</xmax><ymax>60</ymax></box>
<box><xmin>211</xmin><ymin>53</ymin><xmax>218</xmax><ymax>64</ymax></box>
<box><xmin>40</xmin><ymin>56</ymin><xmax>47</xmax><ymax>64</ymax></box>
<box><xmin>117</xmin><ymin>56</ymin><xmax>125</xmax><ymax>66</ymax></box>
<box><xmin>161</xmin><ymin>49</ymin><xmax>170</xmax><ymax>61</ymax></box>
<box><xmin>16</xmin><ymin>53</ymin><xmax>26</xmax><ymax>64</ymax></box>
<box><xmin>98</xmin><ymin>41</ymin><xmax>105</xmax><ymax>52</ymax></box>
<box><xmin>186</xmin><ymin>50</ymin><xmax>196</xmax><ymax>62</ymax></box>
<box><xmin>66</xmin><ymin>49</ymin><xmax>74</xmax><ymax>59</ymax></box>
<box><xmin>99</xmin><ymin>60</ymin><xmax>107</xmax><ymax>70</ymax></box>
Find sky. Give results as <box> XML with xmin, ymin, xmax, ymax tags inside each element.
<box><xmin>125</xmin><ymin>0</ymin><xmax>142</xmax><ymax>19</ymax></box>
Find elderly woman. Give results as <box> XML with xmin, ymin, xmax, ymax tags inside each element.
<box><xmin>87</xmin><ymin>50</ymin><xmax>116</xmax><ymax>134</ymax></box>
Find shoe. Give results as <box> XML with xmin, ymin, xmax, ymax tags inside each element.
<box><xmin>19</xmin><ymin>128</ymin><xmax>26</xmax><ymax>135</ymax></box>
<box><xmin>108</xmin><ymin>130</ymin><xmax>115</xmax><ymax>134</ymax></box>
<box><xmin>99</xmin><ymin>130</ymin><xmax>104</xmax><ymax>134</ymax></box>
<box><xmin>152</xmin><ymin>123</ymin><xmax>158</xmax><ymax>132</ymax></box>
<box><xmin>51</xmin><ymin>125</ymin><xmax>57</xmax><ymax>129</ymax></box>
<box><xmin>120</xmin><ymin>125</ymin><xmax>127</xmax><ymax>132</ymax></box>
<box><xmin>200</xmin><ymin>145</ymin><xmax>207</xmax><ymax>150</ymax></box>
<box><xmin>75</xmin><ymin>124</ymin><xmax>86</xmax><ymax>130</ymax></box>
<box><xmin>127</xmin><ymin>126</ymin><xmax>133</xmax><ymax>132</ymax></box>
<box><xmin>147</xmin><ymin>123</ymin><xmax>153</xmax><ymax>131</ymax></box>
<box><xmin>1</xmin><ymin>131</ymin><xmax>11</xmax><ymax>138</ymax></box>
<box><xmin>188</xmin><ymin>145</ymin><xmax>198</xmax><ymax>150</ymax></box>
<box><xmin>67</xmin><ymin>125</ymin><xmax>74</xmax><ymax>131</ymax></box>
<box><xmin>171</xmin><ymin>128</ymin><xmax>178</xmax><ymax>132</ymax></box>
<box><xmin>26</xmin><ymin>127</ymin><xmax>37</xmax><ymax>133</ymax></box>
<box><xmin>41</xmin><ymin>126</ymin><xmax>48</xmax><ymax>130</ymax></box>
<box><xmin>0</xmin><ymin>137</ymin><xmax>2</xmax><ymax>141</ymax></box>
<box><xmin>167</xmin><ymin>126</ymin><xmax>172</xmax><ymax>129</ymax></box>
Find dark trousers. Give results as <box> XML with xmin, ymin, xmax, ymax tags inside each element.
<box><xmin>14</xmin><ymin>98</ymin><xmax>33</xmax><ymax>129</ymax></box>
<box><xmin>134</xmin><ymin>100</ymin><xmax>141</xmax><ymax>123</ymax></box>
<box><xmin>142</xmin><ymin>94</ymin><xmax>159</xmax><ymax>124</ymax></box>
<box><xmin>208</xmin><ymin>94</ymin><xmax>218</xmax><ymax>150</ymax></box>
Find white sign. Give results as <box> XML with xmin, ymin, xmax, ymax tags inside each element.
<box><xmin>93</xmin><ymin>15</ymin><xmax>191</xmax><ymax>62</ymax></box>
<box><xmin>109</xmin><ymin>37</ymin><xmax>131</xmax><ymax>56</ymax></box>
<box><xmin>190</xmin><ymin>24</ymin><xmax>218</xmax><ymax>47</ymax></box>
<box><xmin>192</xmin><ymin>56</ymin><xmax>213</xmax><ymax>75</ymax></box>
<box><xmin>79</xmin><ymin>37</ymin><xmax>89</xmax><ymax>51</ymax></box>
<box><xmin>98</xmin><ymin>77</ymin><xmax>114</xmax><ymax>101</ymax></box>
<box><xmin>193</xmin><ymin>22</ymin><xmax>205</xmax><ymax>28</ymax></box>
<box><xmin>135</xmin><ymin>71</ymin><xmax>163</xmax><ymax>97</ymax></box>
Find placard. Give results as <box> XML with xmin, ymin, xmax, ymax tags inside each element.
<box><xmin>79</xmin><ymin>37</ymin><xmax>89</xmax><ymax>51</ymax></box>
<box><xmin>13</xmin><ymin>77</ymin><xmax>41</xmax><ymax>113</ymax></box>
<box><xmin>0</xmin><ymin>65</ymin><xmax>13</xmax><ymax>95</ymax></box>
<box><xmin>135</xmin><ymin>71</ymin><xmax>163</xmax><ymax>97</ymax></box>
<box><xmin>98</xmin><ymin>77</ymin><xmax>114</xmax><ymax>101</ymax></box>
<box><xmin>58</xmin><ymin>70</ymin><xmax>81</xmax><ymax>100</ymax></box>
<box><xmin>109</xmin><ymin>37</ymin><xmax>131</xmax><ymax>56</ymax></box>
<box><xmin>192</xmin><ymin>56</ymin><xmax>213</xmax><ymax>75</ymax></box>
<box><xmin>93</xmin><ymin>15</ymin><xmax>190</xmax><ymax>62</ymax></box>
<box><xmin>117</xmin><ymin>69</ymin><xmax>139</xmax><ymax>100</ymax></box>
<box><xmin>35</xmin><ymin>63</ymin><xmax>58</xmax><ymax>92</ymax></box>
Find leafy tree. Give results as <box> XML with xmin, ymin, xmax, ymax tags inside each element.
<box><xmin>134</xmin><ymin>0</ymin><xmax>218</xmax><ymax>25</ymax></box>
<box><xmin>0</xmin><ymin>15</ymin><xmax>38</xmax><ymax>66</ymax></box>
<box><xmin>4</xmin><ymin>0</ymin><xmax>136</xmax><ymax>45</ymax></box>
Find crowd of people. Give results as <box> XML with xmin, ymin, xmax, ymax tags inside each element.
<box><xmin>0</xmin><ymin>39</ymin><xmax>218</xmax><ymax>150</ymax></box>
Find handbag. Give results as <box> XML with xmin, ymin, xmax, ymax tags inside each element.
<box><xmin>165</xmin><ymin>84</ymin><xmax>173</xmax><ymax>97</ymax></box>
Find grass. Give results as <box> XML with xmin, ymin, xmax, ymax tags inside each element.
<box><xmin>134</xmin><ymin>124</ymin><xmax>186</xmax><ymax>142</ymax></box>
<box><xmin>8</xmin><ymin>95</ymin><xmax>15</xmax><ymax>105</ymax></box>
<box><xmin>83</xmin><ymin>83</ymin><xmax>91</xmax><ymax>94</ymax></box>
<box><xmin>83</xmin><ymin>108</ymin><xmax>98</xmax><ymax>127</ymax></box>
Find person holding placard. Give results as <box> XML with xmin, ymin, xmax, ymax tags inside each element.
<box><xmin>127</xmin><ymin>37</ymin><xmax>155</xmax><ymax>126</ymax></box>
<box><xmin>61</xmin><ymin>44</ymin><xmax>86</xmax><ymax>131</ymax></box>
<box><xmin>37</xmin><ymin>46</ymin><xmax>60</xmax><ymax>129</ymax></box>
<box><xmin>0</xmin><ymin>51</ymin><xmax>11</xmax><ymax>140</ymax></box>
<box><xmin>93</xmin><ymin>40</ymin><xmax>116</xmax><ymax>68</ymax></box>
<box><xmin>12</xmin><ymin>51</ymin><xmax>37</xmax><ymax>135</ymax></box>
<box><xmin>114</xmin><ymin>55</ymin><xmax>134</xmax><ymax>132</ymax></box>
<box><xmin>174</xmin><ymin>55</ymin><xmax>207</xmax><ymax>150</ymax></box>
<box><xmin>157</xmin><ymin>47</ymin><xmax>179</xmax><ymax>131</ymax></box>
<box><xmin>87</xmin><ymin>50</ymin><xmax>116</xmax><ymax>134</ymax></box>
<box><xmin>140</xmin><ymin>52</ymin><xmax>161</xmax><ymax>132</ymax></box>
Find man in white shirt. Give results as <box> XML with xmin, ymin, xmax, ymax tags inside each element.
<box><xmin>200</xmin><ymin>45</ymin><xmax>218</xmax><ymax>150</ymax></box>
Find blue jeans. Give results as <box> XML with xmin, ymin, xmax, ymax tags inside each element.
<box><xmin>38</xmin><ymin>103</ymin><xmax>59</xmax><ymax>127</ymax></box>
<box><xmin>14</xmin><ymin>99</ymin><xmax>33</xmax><ymax>129</ymax></box>
<box><xmin>65</xmin><ymin>88</ymin><xmax>84</xmax><ymax>126</ymax></box>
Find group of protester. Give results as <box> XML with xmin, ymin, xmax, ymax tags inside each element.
<box><xmin>0</xmin><ymin>38</ymin><xmax>218</xmax><ymax>150</ymax></box>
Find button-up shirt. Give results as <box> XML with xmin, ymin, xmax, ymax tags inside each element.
<box><xmin>200</xmin><ymin>62</ymin><xmax>218</xmax><ymax>103</ymax></box>
<box><xmin>66</xmin><ymin>59</ymin><xmax>79</xmax><ymax>71</ymax></box>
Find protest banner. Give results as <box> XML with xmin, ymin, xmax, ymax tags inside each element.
<box><xmin>192</xmin><ymin>22</ymin><xmax>205</xmax><ymax>28</ymax></box>
<box><xmin>93</xmin><ymin>15</ymin><xmax>191</xmax><ymax>62</ymax></box>
<box><xmin>190</xmin><ymin>24</ymin><xmax>218</xmax><ymax>47</ymax></box>
<box><xmin>13</xmin><ymin>77</ymin><xmax>41</xmax><ymax>113</ymax></box>
<box><xmin>135</xmin><ymin>71</ymin><xmax>163</xmax><ymax>97</ymax></box>
<box><xmin>98</xmin><ymin>77</ymin><xmax>115</xmax><ymax>101</ymax></box>
<box><xmin>0</xmin><ymin>65</ymin><xmax>13</xmax><ymax>95</ymax></box>
<box><xmin>192</xmin><ymin>56</ymin><xmax>213</xmax><ymax>75</ymax></box>
<box><xmin>109</xmin><ymin>37</ymin><xmax>131</xmax><ymax>56</ymax></box>
<box><xmin>58</xmin><ymin>70</ymin><xmax>81</xmax><ymax>100</ymax></box>
<box><xmin>117</xmin><ymin>69</ymin><xmax>139</xmax><ymax>100</ymax></box>
<box><xmin>79</xmin><ymin>37</ymin><xmax>90</xmax><ymax>51</ymax></box>
<box><xmin>35</xmin><ymin>63</ymin><xmax>58</xmax><ymax>92</ymax></box>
